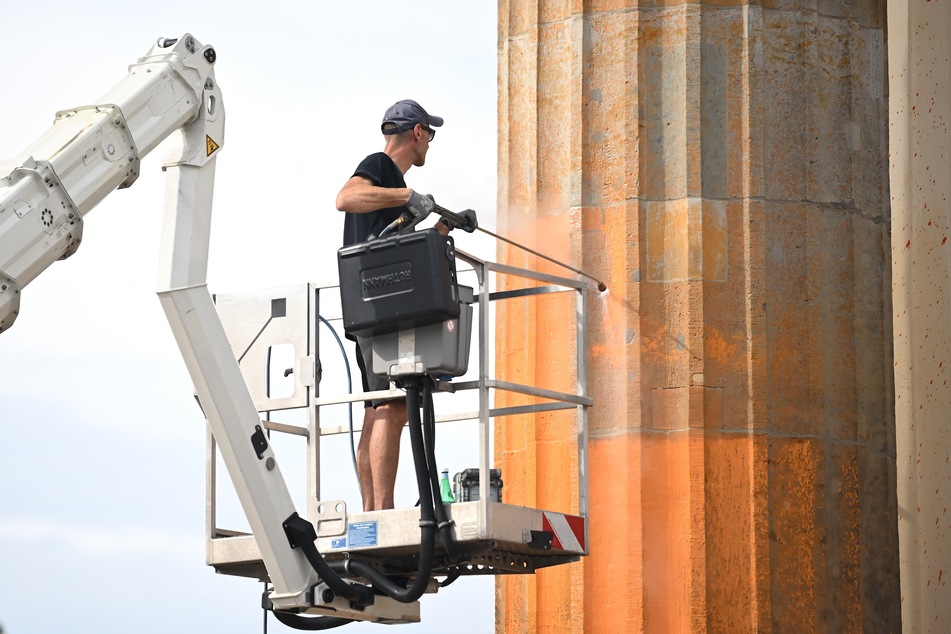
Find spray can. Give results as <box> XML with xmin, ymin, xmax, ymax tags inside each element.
<box><xmin>439</xmin><ymin>468</ymin><xmax>454</xmax><ymax>504</ymax></box>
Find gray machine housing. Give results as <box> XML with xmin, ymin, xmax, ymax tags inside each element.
<box><xmin>372</xmin><ymin>285</ymin><xmax>474</xmax><ymax>378</ymax></box>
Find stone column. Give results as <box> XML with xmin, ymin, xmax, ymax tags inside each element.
<box><xmin>888</xmin><ymin>0</ymin><xmax>951</xmax><ymax>631</ymax></box>
<box><xmin>496</xmin><ymin>1</ymin><xmax>898</xmax><ymax>632</ymax></box>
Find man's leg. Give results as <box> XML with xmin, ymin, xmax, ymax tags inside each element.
<box><xmin>356</xmin><ymin>408</ymin><xmax>376</xmax><ymax>511</ymax></box>
<box><xmin>354</xmin><ymin>336</ymin><xmax>382</xmax><ymax>512</ymax></box>
<box><xmin>367</xmin><ymin>399</ymin><xmax>407</xmax><ymax>510</ymax></box>
<box><xmin>353</xmin><ymin>335</ymin><xmax>407</xmax><ymax>511</ymax></box>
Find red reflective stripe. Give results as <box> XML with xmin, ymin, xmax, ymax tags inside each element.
<box><xmin>542</xmin><ymin>512</ymin><xmax>586</xmax><ymax>552</ymax></box>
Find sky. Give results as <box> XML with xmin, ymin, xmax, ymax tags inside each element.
<box><xmin>0</xmin><ymin>2</ymin><xmax>499</xmax><ymax>632</ymax></box>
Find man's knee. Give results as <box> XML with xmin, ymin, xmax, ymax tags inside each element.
<box><xmin>375</xmin><ymin>400</ymin><xmax>405</xmax><ymax>422</ymax></box>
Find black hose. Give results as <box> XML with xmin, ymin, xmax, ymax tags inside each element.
<box><xmin>281</xmin><ymin>377</ymin><xmax>442</xmax><ymax>611</ymax></box>
<box><xmin>263</xmin><ymin>587</ymin><xmax>354</xmax><ymax>631</ymax></box>
<box><xmin>421</xmin><ymin>378</ymin><xmax>459</xmax><ymax>562</ymax></box>
<box><xmin>272</xmin><ymin>610</ymin><xmax>353</xmax><ymax>630</ymax></box>
<box><xmin>282</xmin><ymin>513</ymin><xmax>374</xmax><ymax>607</ymax></box>
<box><xmin>438</xmin><ymin>570</ymin><xmax>461</xmax><ymax>587</ymax></box>
<box><xmin>333</xmin><ymin>378</ymin><xmax>436</xmax><ymax>603</ymax></box>
<box><xmin>422</xmin><ymin>379</ymin><xmax>442</xmax><ymax>509</ymax></box>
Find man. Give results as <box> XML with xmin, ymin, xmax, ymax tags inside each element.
<box><xmin>335</xmin><ymin>99</ymin><xmax>456</xmax><ymax>511</ymax></box>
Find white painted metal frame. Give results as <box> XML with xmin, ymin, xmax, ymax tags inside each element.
<box><xmin>150</xmin><ymin>37</ymin><xmax>323</xmax><ymax>612</ymax></box>
<box><xmin>454</xmin><ymin>248</ymin><xmax>592</xmax><ymax>525</ymax></box>
<box><xmin>2</xmin><ymin>34</ymin><xmax>216</xmax><ymax>331</ymax></box>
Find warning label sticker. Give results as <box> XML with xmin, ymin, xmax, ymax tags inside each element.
<box><xmin>206</xmin><ymin>135</ymin><xmax>220</xmax><ymax>156</ymax></box>
<box><xmin>346</xmin><ymin>521</ymin><xmax>378</xmax><ymax>548</ymax></box>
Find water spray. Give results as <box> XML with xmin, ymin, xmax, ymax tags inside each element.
<box><xmin>435</xmin><ymin>205</ymin><xmax>608</xmax><ymax>292</ymax></box>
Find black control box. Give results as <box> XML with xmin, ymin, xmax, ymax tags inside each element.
<box><xmin>452</xmin><ymin>468</ymin><xmax>503</xmax><ymax>503</ymax></box>
<box><xmin>337</xmin><ymin>229</ymin><xmax>460</xmax><ymax>337</ymax></box>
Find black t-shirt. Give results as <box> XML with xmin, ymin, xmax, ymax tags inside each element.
<box><xmin>342</xmin><ymin>152</ymin><xmax>408</xmax><ymax>246</ymax></box>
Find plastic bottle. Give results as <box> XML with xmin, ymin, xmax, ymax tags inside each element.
<box><xmin>439</xmin><ymin>468</ymin><xmax>454</xmax><ymax>504</ymax></box>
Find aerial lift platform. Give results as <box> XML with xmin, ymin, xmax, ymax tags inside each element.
<box><xmin>205</xmin><ymin>246</ymin><xmax>593</xmax><ymax>622</ymax></box>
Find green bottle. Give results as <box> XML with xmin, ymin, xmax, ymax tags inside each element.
<box><xmin>440</xmin><ymin>469</ymin><xmax>454</xmax><ymax>504</ymax></box>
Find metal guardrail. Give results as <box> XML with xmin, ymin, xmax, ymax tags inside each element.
<box><xmin>204</xmin><ymin>250</ymin><xmax>592</xmax><ymax>574</ymax></box>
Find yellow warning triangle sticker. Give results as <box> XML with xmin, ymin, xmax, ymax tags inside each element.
<box><xmin>206</xmin><ymin>135</ymin><xmax>220</xmax><ymax>156</ymax></box>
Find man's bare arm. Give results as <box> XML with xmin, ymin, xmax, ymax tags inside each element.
<box><xmin>336</xmin><ymin>175</ymin><xmax>412</xmax><ymax>213</ymax></box>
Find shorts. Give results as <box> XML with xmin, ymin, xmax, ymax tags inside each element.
<box><xmin>354</xmin><ymin>335</ymin><xmax>403</xmax><ymax>408</ymax></box>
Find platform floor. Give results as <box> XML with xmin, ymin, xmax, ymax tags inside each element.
<box><xmin>208</xmin><ymin>501</ymin><xmax>584</xmax><ymax>582</ymax></box>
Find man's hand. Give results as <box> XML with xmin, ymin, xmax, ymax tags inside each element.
<box><xmin>440</xmin><ymin>208</ymin><xmax>479</xmax><ymax>233</ymax></box>
<box><xmin>457</xmin><ymin>209</ymin><xmax>478</xmax><ymax>233</ymax></box>
<box><xmin>406</xmin><ymin>190</ymin><xmax>435</xmax><ymax>220</ymax></box>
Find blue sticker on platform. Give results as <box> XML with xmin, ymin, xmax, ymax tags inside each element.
<box><xmin>331</xmin><ymin>538</ymin><xmax>347</xmax><ymax>549</ymax></box>
<box><xmin>347</xmin><ymin>521</ymin><xmax>378</xmax><ymax>548</ymax></box>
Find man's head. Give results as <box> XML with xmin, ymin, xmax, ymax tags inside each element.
<box><xmin>381</xmin><ymin>99</ymin><xmax>443</xmax><ymax>136</ymax></box>
<box><xmin>381</xmin><ymin>99</ymin><xmax>443</xmax><ymax>168</ymax></box>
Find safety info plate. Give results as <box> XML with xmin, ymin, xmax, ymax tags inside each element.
<box><xmin>331</xmin><ymin>521</ymin><xmax>378</xmax><ymax>549</ymax></box>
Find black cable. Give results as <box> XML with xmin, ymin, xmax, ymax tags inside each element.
<box><xmin>272</xmin><ymin>610</ymin><xmax>353</xmax><ymax>631</ymax></box>
<box><xmin>329</xmin><ymin>377</ymin><xmax>436</xmax><ymax>603</ymax></box>
<box><xmin>261</xmin><ymin>321</ymin><xmax>359</xmax><ymax>632</ymax></box>
<box><xmin>283</xmin><ymin>378</ymin><xmax>435</xmax><ymax>609</ymax></box>
<box><xmin>316</xmin><ymin>314</ymin><xmax>360</xmax><ymax>489</ymax></box>
<box><xmin>283</xmin><ymin>513</ymin><xmax>374</xmax><ymax>606</ymax></box>
<box><xmin>263</xmin><ymin>582</ymin><xmax>269</xmax><ymax>634</ymax></box>
<box><xmin>421</xmin><ymin>378</ymin><xmax>459</xmax><ymax>562</ymax></box>
<box><xmin>422</xmin><ymin>378</ymin><xmax>441</xmax><ymax>509</ymax></box>
<box><xmin>438</xmin><ymin>570</ymin><xmax>461</xmax><ymax>587</ymax></box>
<box><xmin>262</xmin><ymin>586</ymin><xmax>355</xmax><ymax>631</ymax></box>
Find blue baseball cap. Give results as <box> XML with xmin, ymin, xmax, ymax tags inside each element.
<box><xmin>381</xmin><ymin>99</ymin><xmax>444</xmax><ymax>135</ymax></box>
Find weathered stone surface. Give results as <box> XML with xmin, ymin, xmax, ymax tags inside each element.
<box><xmin>497</xmin><ymin>0</ymin><xmax>896</xmax><ymax>631</ymax></box>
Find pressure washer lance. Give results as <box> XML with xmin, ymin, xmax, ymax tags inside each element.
<box><xmin>435</xmin><ymin>204</ymin><xmax>608</xmax><ymax>293</ymax></box>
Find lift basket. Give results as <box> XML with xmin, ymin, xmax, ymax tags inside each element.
<box><xmin>337</xmin><ymin>229</ymin><xmax>461</xmax><ymax>337</ymax></box>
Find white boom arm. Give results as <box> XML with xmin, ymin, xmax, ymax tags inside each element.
<box><xmin>0</xmin><ymin>35</ymin><xmax>210</xmax><ymax>330</ymax></box>
<box><xmin>0</xmin><ymin>35</ymin><xmax>319</xmax><ymax>611</ymax></box>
